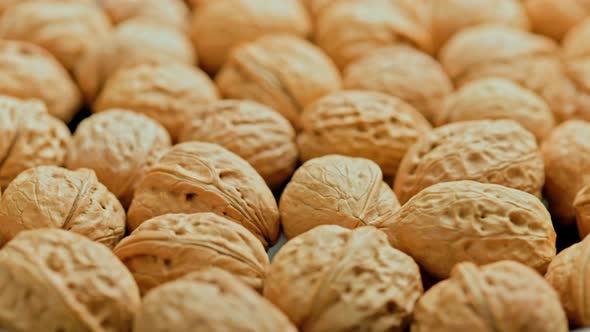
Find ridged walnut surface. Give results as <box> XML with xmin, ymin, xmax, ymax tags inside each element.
<box><xmin>215</xmin><ymin>34</ymin><xmax>341</xmax><ymax>130</ymax></box>
<box><xmin>134</xmin><ymin>268</ymin><xmax>296</xmax><ymax>332</ymax></box>
<box><xmin>0</xmin><ymin>166</ymin><xmax>126</xmax><ymax>248</ymax></box>
<box><xmin>101</xmin><ymin>0</ymin><xmax>189</xmax><ymax>31</ymax></box>
<box><xmin>191</xmin><ymin>0</ymin><xmax>311</xmax><ymax>73</ymax></box>
<box><xmin>343</xmin><ymin>46</ymin><xmax>452</xmax><ymax>123</ymax></box>
<box><xmin>411</xmin><ymin>261</ymin><xmax>568</xmax><ymax>332</ymax></box>
<box><xmin>179</xmin><ymin>100</ymin><xmax>297</xmax><ymax>189</ymax></box>
<box><xmin>279</xmin><ymin>155</ymin><xmax>400</xmax><ymax>239</ymax></box>
<box><xmin>114</xmin><ymin>213</ymin><xmax>268</xmax><ymax>295</ymax></box>
<box><xmin>66</xmin><ymin>110</ymin><xmax>172</xmax><ymax>208</ymax></box>
<box><xmin>0</xmin><ymin>96</ymin><xmax>70</xmax><ymax>189</ymax></box>
<box><xmin>0</xmin><ymin>229</ymin><xmax>140</xmax><ymax>332</ymax></box>
<box><xmin>265</xmin><ymin>225</ymin><xmax>423</xmax><ymax>332</ymax></box>
<box><xmin>525</xmin><ymin>0</ymin><xmax>590</xmax><ymax>41</ymax></box>
<box><xmin>127</xmin><ymin>142</ymin><xmax>280</xmax><ymax>248</ymax></box>
<box><xmin>394</xmin><ymin>120</ymin><xmax>544</xmax><ymax>204</ymax></box>
<box><xmin>575</xmin><ymin>183</ymin><xmax>590</xmax><ymax>238</ymax></box>
<box><xmin>383</xmin><ymin>180</ymin><xmax>556</xmax><ymax>279</ymax></box>
<box><xmin>298</xmin><ymin>90</ymin><xmax>431</xmax><ymax>178</ymax></box>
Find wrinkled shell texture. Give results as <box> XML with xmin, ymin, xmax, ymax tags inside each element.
<box><xmin>412</xmin><ymin>261</ymin><xmax>568</xmax><ymax>332</ymax></box>
<box><xmin>114</xmin><ymin>213</ymin><xmax>268</xmax><ymax>295</ymax></box>
<box><xmin>298</xmin><ymin>91</ymin><xmax>431</xmax><ymax>178</ymax></box>
<box><xmin>191</xmin><ymin>0</ymin><xmax>311</xmax><ymax>73</ymax></box>
<box><xmin>179</xmin><ymin>100</ymin><xmax>297</xmax><ymax>189</ymax></box>
<box><xmin>383</xmin><ymin>180</ymin><xmax>556</xmax><ymax>279</ymax></box>
<box><xmin>215</xmin><ymin>34</ymin><xmax>341</xmax><ymax>130</ymax></box>
<box><xmin>0</xmin><ymin>229</ymin><xmax>140</xmax><ymax>332</ymax></box>
<box><xmin>279</xmin><ymin>155</ymin><xmax>400</xmax><ymax>239</ymax></box>
<box><xmin>66</xmin><ymin>110</ymin><xmax>171</xmax><ymax>208</ymax></box>
<box><xmin>0</xmin><ymin>40</ymin><xmax>80</xmax><ymax>122</ymax></box>
<box><xmin>525</xmin><ymin>0</ymin><xmax>590</xmax><ymax>40</ymax></box>
<box><xmin>127</xmin><ymin>142</ymin><xmax>280</xmax><ymax>249</ymax></box>
<box><xmin>0</xmin><ymin>96</ymin><xmax>70</xmax><ymax>189</ymax></box>
<box><xmin>0</xmin><ymin>166</ymin><xmax>126</xmax><ymax>248</ymax></box>
<box><xmin>101</xmin><ymin>0</ymin><xmax>189</xmax><ymax>30</ymax></box>
<box><xmin>394</xmin><ymin>120</ymin><xmax>545</xmax><ymax>204</ymax></box>
<box><xmin>437</xmin><ymin>78</ymin><xmax>555</xmax><ymax>141</ymax></box>
<box><xmin>265</xmin><ymin>226</ymin><xmax>423</xmax><ymax>332</ymax></box>
<box><xmin>135</xmin><ymin>268</ymin><xmax>297</xmax><ymax>332</ymax></box>
<box><xmin>575</xmin><ymin>182</ymin><xmax>590</xmax><ymax>238</ymax></box>
<box><xmin>343</xmin><ymin>46</ymin><xmax>452</xmax><ymax>124</ymax></box>
<box><xmin>95</xmin><ymin>62</ymin><xmax>218</xmax><ymax>141</ymax></box>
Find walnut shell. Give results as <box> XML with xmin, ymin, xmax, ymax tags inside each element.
<box><xmin>280</xmin><ymin>155</ymin><xmax>400</xmax><ymax>239</ymax></box>
<box><xmin>94</xmin><ymin>62</ymin><xmax>218</xmax><ymax>141</ymax></box>
<box><xmin>0</xmin><ymin>0</ymin><xmax>95</xmax><ymax>15</ymax></box>
<box><xmin>101</xmin><ymin>0</ymin><xmax>189</xmax><ymax>30</ymax></box>
<box><xmin>134</xmin><ymin>268</ymin><xmax>296</xmax><ymax>332</ymax></box>
<box><xmin>298</xmin><ymin>90</ymin><xmax>431</xmax><ymax>178</ymax></box>
<box><xmin>215</xmin><ymin>34</ymin><xmax>341</xmax><ymax>130</ymax></box>
<box><xmin>563</xmin><ymin>18</ymin><xmax>590</xmax><ymax>60</ymax></box>
<box><xmin>394</xmin><ymin>120</ymin><xmax>544</xmax><ymax>204</ymax></box>
<box><xmin>0</xmin><ymin>229</ymin><xmax>140</xmax><ymax>332</ymax></box>
<box><xmin>436</xmin><ymin>78</ymin><xmax>555</xmax><ymax>141</ymax></box>
<box><xmin>66</xmin><ymin>109</ymin><xmax>172</xmax><ymax>208</ymax></box>
<box><xmin>300</xmin><ymin>0</ymin><xmax>356</xmax><ymax>22</ymax></box>
<box><xmin>191</xmin><ymin>0</ymin><xmax>311</xmax><ymax>73</ymax></box>
<box><xmin>127</xmin><ymin>142</ymin><xmax>280</xmax><ymax>248</ymax></box>
<box><xmin>0</xmin><ymin>166</ymin><xmax>126</xmax><ymax>248</ymax></box>
<box><xmin>575</xmin><ymin>183</ymin><xmax>590</xmax><ymax>238</ymax></box>
<box><xmin>0</xmin><ymin>96</ymin><xmax>70</xmax><ymax>189</ymax></box>
<box><xmin>178</xmin><ymin>100</ymin><xmax>297</xmax><ymax>189</ymax></box>
<box><xmin>412</xmin><ymin>261</ymin><xmax>568</xmax><ymax>332</ymax></box>
<box><xmin>525</xmin><ymin>0</ymin><xmax>590</xmax><ymax>41</ymax></box>
<box><xmin>264</xmin><ymin>225</ymin><xmax>423</xmax><ymax>332</ymax></box>
<box><xmin>383</xmin><ymin>180</ymin><xmax>556</xmax><ymax>279</ymax></box>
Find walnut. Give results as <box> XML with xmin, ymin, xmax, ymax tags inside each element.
<box><xmin>179</xmin><ymin>100</ymin><xmax>297</xmax><ymax>189</ymax></box>
<box><xmin>264</xmin><ymin>225</ymin><xmax>423</xmax><ymax>332</ymax></box>
<box><xmin>190</xmin><ymin>0</ymin><xmax>311</xmax><ymax>73</ymax></box>
<box><xmin>66</xmin><ymin>109</ymin><xmax>171</xmax><ymax>208</ymax></box>
<box><xmin>0</xmin><ymin>166</ymin><xmax>126</xmax><ymax>248</ymax></box>
<box><xmin>298</xmin><ymin>90</ymin><xmax>431</xmax><ymax>178</ymax></box>
<box><xmin>127</xmin><ymin>142</ymin><xmax>280</xmax><ymax>249</ymax></box>
<box><xmin>0</xmin><ymin>96</ymin><xmax>70</xmax><ymax>189</ymax></box>
<box><xmin>563</xmin><ymin>18</ymin><xmax>590</xmax><ymax>60</ymax></box>
<box><xmin>343</xmin><ymin>46</ymin><xmax>453</xmax><ymax>123</ymax></box>
<box><xmin>0</xmin><ymin>229</ymin><xmax>140</xmax><ymax>332</ymax></box>
<box><xmin>0</xmin><ymin>0</ymin><xmax>95</xmax><ymax>15</ymax></box>
<box><xmin>412</xmin><ymin>261</ymin><xmax>568</xmax><ymax>332</ymax></box>
<box><xmin>575</xmin><ymin>182</ymin><xmax>590</xmax><ymax>238</ymax></box>
<box><xmin>279</xmin><ymin>155</ymin><xmax>400</xmax><ymax>239</ymax></box>
<box><xmin>382</xmin><ymin>180</ymin><xmax>556</xmax><ymax>279</ymax></box>
<box><xmin>300</xmin><ymin>0</ymin><xmax>355</xmax><ymax>22</ymax></box>
<box><xmin>394</xmin><ymin>120</ymin><xmax>544</xmax><ymax>204</ymax></box>
<box><xmin>101</xmin><ymin>0</ymin><xmax>189</xmax><ymax>30</ymax></box>
<box><xmin>525</xmin><ymin>0</ymin><xmax>590</xmax><ymax>41</ymax></box>
<box><xmin>215</xmin><ymin>34</ymin><xmax>341</xmax><ymax>130</ymax></box>
<box><xmin>94</xmin><ymin>62</ymin><xmax>218</xmax><ymax>141</ymax></box>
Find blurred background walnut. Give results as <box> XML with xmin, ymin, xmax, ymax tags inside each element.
<box><xmin>0</xmin><ymin>0</ymin><xmax>96</xmax><ymax>15</ymax></box>
<box><xmin>525</xmin><ymin>0</ymin><xmax>590</xmax><ymax>41</ymax></box>
<box><xmin>101</xmin><ymin>0</ymin><xmax>189</xmax><ymax>31</ymax></box>
<box><xmin>575</xmin><ymin>183</ymin><xmax>590</xmax><ymax>238</ymax></box>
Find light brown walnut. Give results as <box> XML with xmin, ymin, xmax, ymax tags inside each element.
<box><xmin>575</xmin><ymin>183</ymin><xmax>590</xmax><ymax>238</ymax></box>
<box><xmin>0</xmin><ymin>0</ymin><xmax>95</xmax><ymax>15</ymax></box>
<box><xmin>101</xmin><ymin>0</ymin><xmax>189</xmax><ymax>30</ymax></box>
<box><xmin>525</xmin><ymin>0</ymin><xmax>590</xmax><ymax>41</ymax></box>
<box><xmin>300</xmin><ymin>0</ymin><xmax>358</xmax><ymax>22</ymax></box>
<box><xmin>563</xmin><ymin>18</ymin><xmax>590</xmax><ymax>60</ymax></box>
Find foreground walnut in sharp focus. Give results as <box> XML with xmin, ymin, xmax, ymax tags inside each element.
<box><xmin>0</xmin><ymin>166</ymin><xmax>126</xmax><ymax>248</ymax></box>
<box><xmin>0</xmin><ymin>229</ymin><xmax>140</xmax><ymax>332</ymax></box>
<box><xmin>412</xmin><ymin>261</ymin><xmax>568</xmax><ymax>332</ymax></box>
<box><xmin>525</xmin><ymin>0</ymin><xmax>590</xmax><ymax>41</ymax></box>
<box><xmin>101</xmin><ymin>0</ymin><xmax>189</xmax><ymax>30</ymax></box>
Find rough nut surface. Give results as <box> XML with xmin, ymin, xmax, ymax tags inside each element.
<box><xmin>0</xmin><ymin>229</ymin><xmax>140</xmax><ymax>332</ymax></box>
<box><xmin>394</xmin><ymin>120</ymin><xmax>545</xmax><ymax>204</ymax></box>
<box><xmin>383</xmin><ymin>180</ymin><xmax>556</xmax><ymax>279</ymax></box>
<box><xmin>101</xmin><ymin>0</ymin><xmax>189</xmax><ymax>30</ymax></box>
<box><xmin>0</xmin><ymin>96</ymin><xmax>70</xmax><ymax>189</ymax></box>
<box><xmin>412</xmin><ymin>261</ymin><xmax>568</xmax><ymax>332</ymax></box>
<box><xmin>0</xmin><ymin>166</ymin><xmax>126</xmax><ymax>248</ymax></box>
<box><xmin>525</xmin><ymin>0</ymin><xmax>590</xmax><ymax>41</ymax></box>
<box><xmin>575</xmin><ymin>183</ymin><xmax>590</xmax><ymax>238</ymax></box>
<box><xmin>127</xmin><ymin>142</ymin><xmax>280</xmax><ymax>248</ymax></box>
<box><xmin>179</xmin><ymin>100</ymin><xmax>297</xmax><ymax>189</ymax></box>
<box><xmin>215</xmin><ymin>34</ymin><xmax>341</xmax><ymax>130</ymax></box>
<box><xmin>66</xmin><ymin>109</ymin><xmax>172</xmax><ymax>208</ymax></box>
<box><xmin>280</xmin><ymin>155</ymin><xmax>400</xmax><ymax>239</ymax></box>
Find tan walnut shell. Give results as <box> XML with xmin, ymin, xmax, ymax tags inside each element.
<box><xmin>127</xmin><ymin>142</ymin><xmax>280</xmax><ymax>249</ymax></box>
<box><xmin>0</xmin><ymin>0</ymin><xmax>95</xmax><ymax>15</ymax></box>
<box><xmin>383</xmin><ymin>180</ymin><xmax>556</xmax><ymax>279</ymax></box>
<box><xmin>101</xmin><ymin>0</ymin><xmax>189</xmax><ymax>31</ymax></box>
<box><xmin>114</xmin><ymin>213</ymin><xmax>268</xmax><ymax>295</ymax></box>
<box><xmin>436</xmin><ymin>78</ymin><xmax>555</xmax><ymax>141</ymax></box>
<box><xmin>134</xmin><ymin>268</ymin><xmax>296</xmax><ymax>332</ymax></box>
<box><xmin>298</xmin><ymin>90</ymin><xmax>431</xmax><ymax>178</ymax></box>
<box><xmin>412</xmin><ymin>261</ymin><xmax>568</xmax><ymax>332</ymax></box>
<box><xmin>0</xmin><ymin>96</ymin><xmax>70</xmax><ymax>189</ymax></box>
<box><xmin>300</xmin><ymin>0</ymin><xmax>357</xmax><ymax>22</ymax></box>
<box><xmin>563</xmin><ymin>18</ymin><xmax>590</xmax><ymax>60</ymax></box>
<box><xmin>179</xmin><ymin>100</ymin><xmax>297</xmax><ymax>189</ymax></box>
<box><xmin>279</xmin><ymin>155</ymin><xmax>400</xmax><ymax>239</ymax></box>
<box><xmin>0</xmin><ymin>166</ymin><xmax>126</xmax><ymax>248</ymax></box>
<box><xmin>575</xmin><ymin>182</ymin><xmax>590</xmax><ymax>238</ymax></box>
<box><xmin>215</xmin><ymin>34</ymin><xmax>341</xmax><ymax>130</ymax></box>
<box><xmin>191</xmin><ymin>0</ymin><xmax>311</xmax><ymax>73</ymax></box>
<box><xmin>394</xmin><ymin>120</ymin><xmax>545</xmax><ymax>204</ymax></box>
<box><xmin>0</xmin><ymin>229</ymin><xmax>140</xmax><ymax>332</ymax></box>
<box><xmin>66</xmin><ymin>109</ymin><xmax>172</xmax><ymax>208</ymax></box>
<box><xmin>525</xmin><ymin>0</ymin><xmax>590</xmax><ymax>41</ymax></box>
